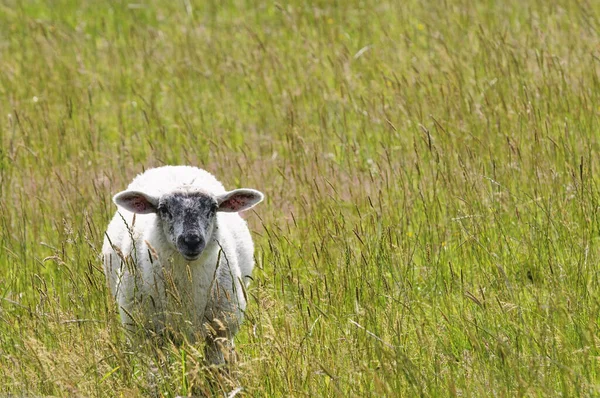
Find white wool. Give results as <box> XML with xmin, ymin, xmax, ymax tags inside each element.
<box><xmin>125</xmin><ymin>165</ymin><xmax>227</xmax><ymax>196</ymax></box>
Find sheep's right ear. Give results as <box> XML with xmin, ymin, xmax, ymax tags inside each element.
<box><xmin>113</xmin><ymin>191</ymin><xmax>159</xmax><ymax>214</ymax></box>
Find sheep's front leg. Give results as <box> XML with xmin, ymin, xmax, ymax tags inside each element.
<box><xmin>203</xmin><ymin>330</ymin><xmax>233</xmax><ymax>366</ymax></box>
<box><xmin>203</xmin><ymin>270</ymin><xmax>246</xmax><ymax>365</ymax></box>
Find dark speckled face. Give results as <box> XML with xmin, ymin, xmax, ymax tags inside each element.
<box><xmin>157</xmin><ymin>191</ymin><xmax>219</xmax><ymax>261</ymax></box>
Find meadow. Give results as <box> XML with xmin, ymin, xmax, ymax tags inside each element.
<box><xmin>1</xmin><ymin>0</ymin><xmax>600</xmax><ymax>396</ymax></box>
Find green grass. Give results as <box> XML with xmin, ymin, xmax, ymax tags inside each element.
<box><xmin>2</xmin><ymin>0</ymin><xmax>600</xmax><ymax>395</ymax></box>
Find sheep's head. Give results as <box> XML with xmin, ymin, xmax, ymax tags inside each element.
<box><xmin>113</xmin><ymin>188</ymin><xmax>264</xmax><ymax>261</ymax></box>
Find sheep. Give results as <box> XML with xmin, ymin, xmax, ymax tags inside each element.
<box><xmin>102</xmin><ymin>165</ymin><xmax>264</xmax><ymax>364</ymax></box>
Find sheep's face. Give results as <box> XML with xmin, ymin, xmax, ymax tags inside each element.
<box><xmin>157</xmin><ymin>191</ymin><xmax>218</xmax><ymax>261</ymax></box>
<box><xmin>113</xmin><ymin>187</ymin><xmax>264</xmax><ymax>262</ymax></box>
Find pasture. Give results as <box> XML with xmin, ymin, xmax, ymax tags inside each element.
<box><xmin>1</xmin><ymin>0</ymin><xmax>600</xmax><ymax>395</ymax></box>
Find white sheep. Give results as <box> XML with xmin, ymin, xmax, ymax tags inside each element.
<box><xmin>102</xmin><ymin>165</ymin><xmax>264</xmax><ymax>364</ymax></box>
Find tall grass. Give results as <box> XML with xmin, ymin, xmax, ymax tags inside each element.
<box><xmin>1</xmin><ymin>0</ymin><xmax>600</xmax><ymax>395</ymax></box>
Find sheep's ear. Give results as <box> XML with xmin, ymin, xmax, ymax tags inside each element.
<box><xmin>113</xmin><ymin>191</ymin><xmax>159</xmax><ymax>214</ymax></box>
<box><xmin>217</xmin><ymin>189</ymin><xmax>264</xmax><ymax>213</ymax></box>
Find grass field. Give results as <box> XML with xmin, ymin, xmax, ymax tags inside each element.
<box><xmin>2</xmin><ymin>0</ymin><xmax>600</xmax><ymax>396</ymax></box>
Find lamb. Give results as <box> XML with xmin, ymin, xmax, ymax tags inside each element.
<box><xmin>102</xmin><ymin>165</ymin><xmax>264</xmax><ymax>364</ymax></box>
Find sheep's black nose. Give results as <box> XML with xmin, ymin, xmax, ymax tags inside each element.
<box><xmin>179</xmin><ymin>233</ymin><xmax>204</xmax><ymax>253</ymax></box>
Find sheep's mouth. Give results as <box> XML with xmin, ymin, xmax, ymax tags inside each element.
<box><xmin>181</xmin><ymin>251</ymin><xmax>201</xmax><ymax>261</ymax></box>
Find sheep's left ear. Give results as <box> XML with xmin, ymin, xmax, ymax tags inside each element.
<box><xmin>217</xmin><ymin>189</ymin><xmax>264</xmax><ymax>213</ymax></box>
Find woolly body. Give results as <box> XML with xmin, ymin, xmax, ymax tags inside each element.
<box><xmin>102</xmin><ymin>166</ymin><xmax>259</xmax><ymax>362</ymax></box>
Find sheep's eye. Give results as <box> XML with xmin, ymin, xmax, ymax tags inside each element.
<box><xmin>158</xmin><ymin>206</ymin><xmax>171</xmax><ymax>217</ymax></box>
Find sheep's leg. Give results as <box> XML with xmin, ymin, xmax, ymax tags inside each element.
<box><xmin>204</xmin><ymin>334</ymin><xmax>231</xmax><ymax>365</ymax></box>
<box><xmin>203</xmin><ymin>305</ymin><xmax>239</xmax><ymax>365</ymax></box>
<box><xmin>203</xmin><ymin>271</ymin><xmax>245</xmax><ymax>365</ymax></box>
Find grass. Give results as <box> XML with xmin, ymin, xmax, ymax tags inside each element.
<box><xmin>1</xmin><ymin>0</ymin><xmax>600</xmax><ymax>395</ymax></box>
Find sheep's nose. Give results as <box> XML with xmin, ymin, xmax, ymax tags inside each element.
<box><xmin>179</xmin><ymin>233</ymin><xmax>203</xmax><ymax>252</ymax></box>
